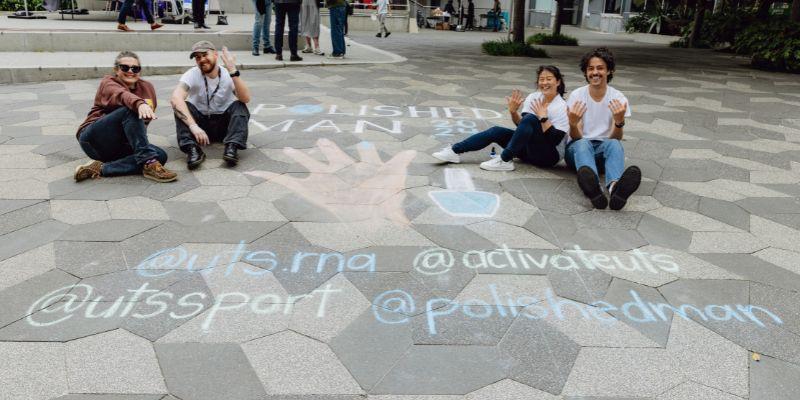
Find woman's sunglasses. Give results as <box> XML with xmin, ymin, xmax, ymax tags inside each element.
<box><xmin>117</xmin><ymin>64</ymin><xmax>142</xmax><ymax>73</ymax></box>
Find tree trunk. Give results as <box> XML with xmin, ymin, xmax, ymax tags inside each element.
<box><xmin>689</xmin><ymin>0</ymin><xmax>707</xmax><ymax>47</ymax></box>
<box><xmin>756</xmin><ymin>0</ymin><xmax>773</xmax><ymax>18</ymax></box>
<box><xmin>553</xmin><ymin>0</ymin><xmax>563</xmax><ymax>35</ymax></box>
<box><xmin>791</xmin><ymin>0</ymin><xmax>799</xmax><ymax>22</ymax></box>
<box><xmin>513</xmin><ymin>0</ymin><xmax>526</xmax><ymax>42</ymax></box>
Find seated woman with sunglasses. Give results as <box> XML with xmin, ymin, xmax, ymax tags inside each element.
<box><xmin>74</xmin><ymin>51</ymin><xmax>177</xmax><ymax>183</ymax></box>
<box><xmin>432</xmin><ymin>65</ymin><xmax>569</xmax><ymax>172</ymax></box>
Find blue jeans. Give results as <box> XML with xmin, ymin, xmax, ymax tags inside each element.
<box><xmin>329</xmin><ymin>5</ymin><xmax>346</xmax><ymax>55</ymax></box>
<box><xmin>78</xmin><ymin>107</ymin><xmax>166</xmax><ymax>177</ymax></box>
<box><xmin>275</xmin><ymin>3</ymin><xmax>300</xmax><ymax>54</ymax></box>
<box><xmin>118</xmin><ymin>0</ymin><xmax>154</xmax><ymax>24</ymax></box>
<box><xmin>252</xmin><ymin>0</ymin><xmax>273</xmax><ymax>50</ymax></box>
<box><xmin>451</xmin><ymin>114</ymin><xmax>564</xmax><ymax>167</ymax></box>
<box><xmin>564</xmin><ymin>138</ymin><xmax>624</xmax><ymax>188</ymax></box>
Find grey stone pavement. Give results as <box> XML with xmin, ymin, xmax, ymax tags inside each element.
<box><xmin>2</xmin><ymin>26</ymin><xmax>800</xmax><ymax>400</ymax></box>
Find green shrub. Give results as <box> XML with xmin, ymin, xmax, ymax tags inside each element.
<box><xmin>481</xmin><ymin>39</ymin><xmax>549</xmax><ymax>58</ymax></box>
<box><xmin>526</xmin><ymin>33</ymin><xmax>578</xmax><ymax>46</ymax></box>
<box><xmin>733</xmin><ymin>19</ymin><xmax>800</xmax><ymax>73</ymax></box>
<box><xmin>625</xmin><ymin>2</ymin><xmax>691</xmax><ymax>35</ymax></box>
<box><xmin>700</xmin><ymin>7</ymin><xmax>755</xmax><ymax>47</ymax></box>
<box><xmin>0</xmin><ymin>0</ymin><xmax>44</xmax><ymax>11</ymax></box>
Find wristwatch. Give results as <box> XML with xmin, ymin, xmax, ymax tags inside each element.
<box><xmin>539</xmin><ymin>116</ymin><xmax>549</xmax><ymax>123</ymax></box>
<box><xmin>230</xmin><ymin>70</ymin><xmax>241</xmax><ymax>78</ymax></box>
<box><xmin>614</xmin><ymin>120</ymin><xmax>625</xmax><ymax>128</ymax></box>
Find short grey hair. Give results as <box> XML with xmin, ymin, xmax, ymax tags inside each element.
<box><xmin>114</xmin><ymin>51</ymin><xmax>141</xmax><ymax>67</ymax></box>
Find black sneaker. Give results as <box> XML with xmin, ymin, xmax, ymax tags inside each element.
<box><xmin>290</xmin><ymin>54</ymin><xmax>303</xmax><ymax>61</ymax></box>
<box><xmin>376</xmin><ymin>32</ymin><xmax>382</xmax><ymax>37</ymax></box>
<box><xmin>252</xmin><ymin>48</ymin><xmax>260</xmax><ymax>56</ymax></box>
<box><xmin>577</xmin><ymin>166</ymin><xmax>608</xmax><ymax>209</ymax></box>
<box><xmin>609</xmin><ymin>166</ymin><xmax>642</xmax><ymax>211</ymax></box>
<box><xmin>264</xmin><ymin>46</ymin><xmax>277</xmax><ymax>54</ymax></box>
<box><xmin>384</xmin><ymin>31</ymin><xmax>391</xmax><ymax>38</ymax></box>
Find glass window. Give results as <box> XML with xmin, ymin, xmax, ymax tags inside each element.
<box><xmin>604</xmin><ymin>0</ymin><xmax>622</xmax><ymax>13</ymax></box>
<box><xmin>534</xmin><ymin>0</ymin><xmax>552</xmax><ymax>11</ymax></box>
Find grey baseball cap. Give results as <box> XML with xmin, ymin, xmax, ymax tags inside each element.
<box><xmin>190</xmin><ymin>40</ymin><xmax>216</xmax><ymax>59</ymax></box>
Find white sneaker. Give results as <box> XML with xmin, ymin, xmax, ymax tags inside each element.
<box><xmin>480</xmin><ymin>157</ymin><xmax>514</xmax><ymax>171</ymax></box>
<box><xmin>432</xmin><ymin>146</ymin><xmax>461</xmax><ymax>163</ymax></box>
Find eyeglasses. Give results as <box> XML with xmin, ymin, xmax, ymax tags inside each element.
<box><xmin>117</xmin><ymin>64</ymin><xmax>142</xmax><ymax>73</ymax></box>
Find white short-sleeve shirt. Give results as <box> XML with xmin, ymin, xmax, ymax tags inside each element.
<box><xmin>180</xmin><ymin>66</ymin><xmax>236</xmax><ymax>115</ymax></box>
<box><xmin>521</xmin><ymin>91</ymin><xmax>570</xmax><ymax>158</ymax></box>
<box><xmin>565</xmin><ymin>85</ymin><xmax>631</xmax><ymax>141</ymax></box>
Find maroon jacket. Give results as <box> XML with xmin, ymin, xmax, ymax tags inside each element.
<box><xmin>76</xmin><ymin>75</ymin><xmax>157</xmax><ymax>138</ymax></box>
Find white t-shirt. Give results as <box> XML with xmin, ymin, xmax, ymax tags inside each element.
<box><xmin>180</xmin><ymin>66</ymin><xmax>236</xmax><ymax>115</ymax></box>
<box><xmin>521</xmin><ymin>91</ymin><xmax>570</xmax><ymax>158</ymax></box>
<box><xmin>377</xmin><ymin>0</ymin><xmax>389</xmax><ymax>14</ymax></box>
<box><xmin>565</xmin><ymin>85</ymin><xmax>631</xmax><ymax>141</ymax></box>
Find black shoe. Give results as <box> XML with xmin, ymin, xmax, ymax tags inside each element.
<box><xmin>252</xmin><ymin>48</ymin><xmax>260</xmax><ymax>56</ymax></box>
<box><xmin>275</xmin><ymin>54</ymin><xmax>283</xmax><ymax>61</ymax></box>
<box><xmin>223</xmin><ymin>143</ymin><xmax>239</xmax><ymax>166</ymax></box>
<box><xmin>376</xmin><ymin>32</ymin><xmax>382</xmax><ymax>37</ymax></box>
<box><xmin>200</xmin><ymin>23</ymin><xmax>211</xmax><ymax>29</ymax></box>
<box><xmin>264</xmin><ymin>46</ymin><xmax>276</xmax><ymax>54</ymax></box>
<box><xmin>609</xmin><ymin>166</ymin><xmax>642</xmax><ymax>211</ymax></box>
<box><xmin>385</xmin><ymin>31</ymin><xmax>390</xmax><ymax>38</ymax></box>
<box><xmin>290</xmin><ymin>54</ymin><xmax>303</xmax><ymax>61</ymax></box>
<box><xmin>186</xmin><ymin>145</ymin><xmax>205</xmax><ymax>170</ymax></box>
<box><xmin>577</xmin><ymin>166</ymin><xmax>608</xmax><ymax>209</ymax></box>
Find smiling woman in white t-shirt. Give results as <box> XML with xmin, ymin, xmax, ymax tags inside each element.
<box><xmin>432</xmin><ymin>65</ymin><xmax>570</xmax><ymax>172</ymax></box>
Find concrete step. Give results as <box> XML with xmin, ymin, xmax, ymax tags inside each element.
<box><xmin>0</xmin><ymin>44</ymin><xmax>406</xmax><ymax>83</ymax></box>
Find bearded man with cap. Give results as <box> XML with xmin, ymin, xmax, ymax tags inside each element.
<box><xmin>171</xmin><ymin>41</ymin><xmax>252</xmax><ymax>168</ymax></box>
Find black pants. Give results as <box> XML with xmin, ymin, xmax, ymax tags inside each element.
<box><xmin>452</xmin><ymin>113</ymin><xmax>565</xmax><ymax>167</ymax></box>
<box><xmin>192</xmin><ymin>0</ymin><xmax>205</xmax><ymax>24</ymax></box>
<box><xmin>274</xmin><ymin>3</ymin><xmax>301</xmax><ymax>55</ymax></box>
<box><xmin>117</xmin><ymin>0</ymin><xmax>154</xmax><ymax>24</ymax></box>
<box><xmin>176</xmin><ymin>101</ymin><xmax>250</xmax><ymax>153</ymax></box>
<box><xmin>466</xmin><ymin>13</ymin><xmax>474</xmax><ymax>28</ymax></box>
<box><xmin>79</xmin><ymin>107</ymin><xmax>167</xmax><ymax>176</ymax></box>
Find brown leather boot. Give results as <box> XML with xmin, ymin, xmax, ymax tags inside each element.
<box><xmin>143</xmin><ymin>160</ymin><xmax>177</xmax><ymax>182</ymax></box>
<box><xmin>74</xmin><ymin>160</ymin><xmax>103</xmax><ymax>182</ymax></box>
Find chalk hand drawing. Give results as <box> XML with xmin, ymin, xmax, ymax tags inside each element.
<box><xmin>428</xmin><ymin>168</ymin><xmax>500</xmax><ymax>218</ymax></box>
<box><xmin>246</xmin><ymin>138</ymin><xmax>417</xmax><ymax>224</ymax></box>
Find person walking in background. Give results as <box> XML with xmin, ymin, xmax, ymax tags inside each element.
<box><xmin>300</xmin><ymin>0</ymin><xmax>325</xmax><ymax>55</ymax></box>
<box><xmin>443</xmin><ymin>0</ymin><xmax>455</xmax><ymax>22</ymax></box>
<box><xmin>116</xmin><ymin>0</ymin><xmax>163</xmax><ymax>31</ymax></box>
<box><xmin>466</xmin><ymin>0</ymin><xmax>474</xmax><ymax>30</ymax></box>
<box><xmin>327</xmin><ymin>0</ymin><xmax>347</xmax><ymax>58</ymax></box>
<box><xmin>192</xmin><ymin>0</ymin><xmax>211</xmax><ymax>29</ymax></box>
<box><xmin>375</xmin><ymin>0</ymin><xmax>390</xmax><ymax>38</ymax></box>
<box><xmin>252</xmin><ymin>0</ymin><xmax>277</xmax><ymax>56</ymax></box>
<box><xmin>344</xmin><ymin>0</ymin><xmax>352</xmax><ymax>36</ymax></box>
<box><xmin>274</xmin><ymin>0</ymin><xmax>303</xmax><ymax>61</ymax></box>
<box><xmin>75</xmin><ymin>51</ymin><xmax>176</xmax><ymax>183</ymax></box>
<box><xmin>491</xmin><ymin>0</ymin><xmax>501</xmax><ymax>31</ymax></box>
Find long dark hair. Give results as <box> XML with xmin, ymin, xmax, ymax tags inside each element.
<box><xmin>537</xmin><ymin>65</ymin><xmax>566</xmax><ymax>98</ymax></box>
<box><xmin>580</xmin><ymin>47</ymin><xmax>615</xmax><ymax>83</ymax></box>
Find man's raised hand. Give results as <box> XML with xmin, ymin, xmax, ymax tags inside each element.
<box><xmin>567</xmin><ymin>101</ymin><xmax>587</xmax><ymax>126</ymax></box>
<box><xmin>609</xmin><ymin>99</ymin><xmax>627</xmax><ymax>124</ymax></box>
<box><xmin>220</xmin><ymin>46</ymin><xmax>237</xmax><ymax>73</ymax></box>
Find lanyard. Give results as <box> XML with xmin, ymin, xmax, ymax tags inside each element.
<box><xmin>203</xmin><ymin>67</ymin><xmax>222</xmax><ymax>116</ymax></box>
